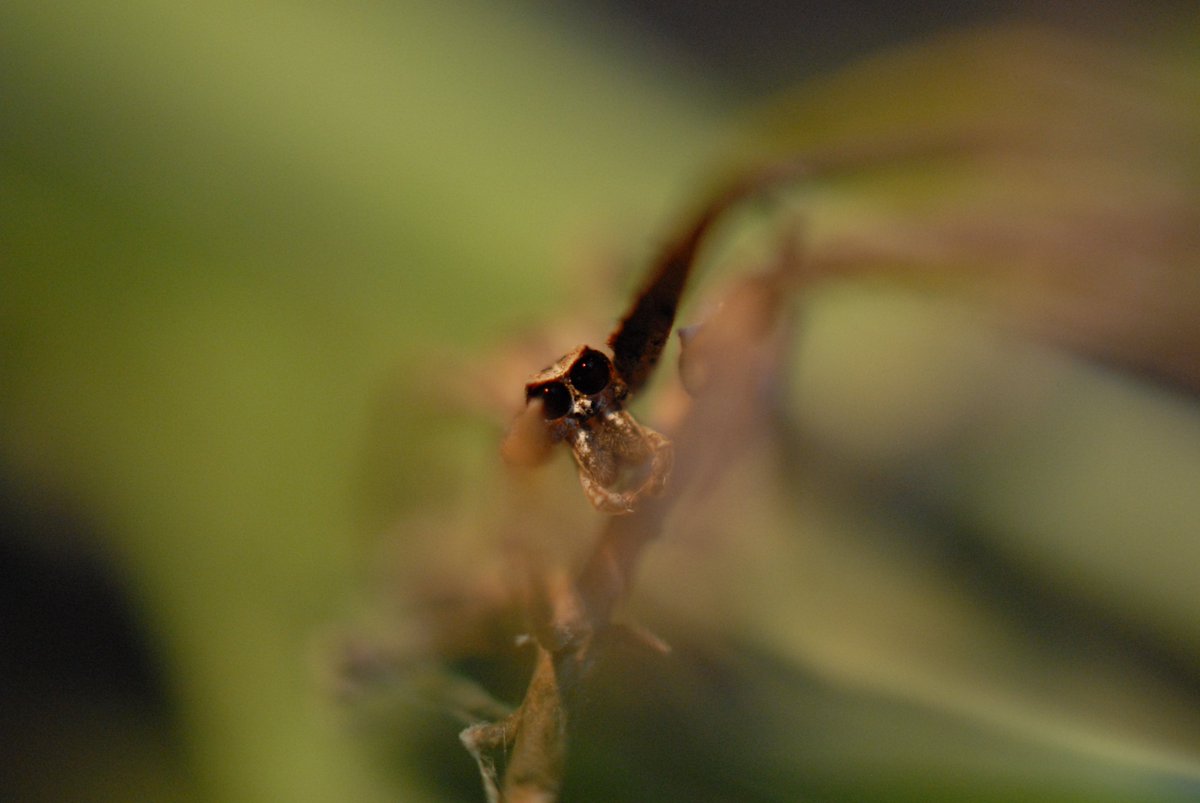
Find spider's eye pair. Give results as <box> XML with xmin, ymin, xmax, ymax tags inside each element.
<box><xmin>528</xmin><ymin>349</ymin><xmax>613</xmax><ymax>420</ymax></box>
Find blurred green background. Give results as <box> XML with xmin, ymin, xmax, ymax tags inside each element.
<box><xmin>2</xmin><ymin>2</ymin><xmax>1198</xmax><ymax>801</ymax></box>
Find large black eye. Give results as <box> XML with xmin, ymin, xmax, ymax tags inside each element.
<box><xmin>528</xmin><ymin>382</ymin><xmax>571</xmax><ymax>420</ymax></box>
<box><xmin>568</xmin><ymin>350</ymin><xmax>611</xmax><ymax>395</ymax></box>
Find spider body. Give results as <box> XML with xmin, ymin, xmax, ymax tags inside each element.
<box><xmin>524</xmin><ymin>346</ymin><xmax>671</xmax><ymax>514</ymax></box>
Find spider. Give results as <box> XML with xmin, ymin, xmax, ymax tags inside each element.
<box><xmin>522</xmin><ymin>344</ymin><xmax>673</xmax><ymax>514</ymax></box>
<box><xmin>509</xmin><ymin>164</ymin><xmax>801</xmax><ymax>514</ymax></box>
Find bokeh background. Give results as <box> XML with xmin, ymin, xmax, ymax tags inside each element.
<box><xmin>2</xmin><ymin>2</ymin><xmax>1198</xmax><ymax>801</ymax></box>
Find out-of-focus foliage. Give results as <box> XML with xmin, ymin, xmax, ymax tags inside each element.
<box><xmin>743</xmin><ymin>24</ymin><xmax>1200</xmax><ymax>394</ymax></box>
<box><xmin>624</xmin><ymin>20</ymin><xmax>1200</xmax><ymax>802</ymax></box>
<box><xmin>0</xmin><ymin>2</ymin><xmax>718</xmax><ymax>801</ymax></box>
<box><xmin>2</xmin><ymin>2</ymin><xmax>1199</xmax><ymax>802</ymax></box>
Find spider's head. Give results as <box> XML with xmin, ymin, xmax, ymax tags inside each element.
<box><xmin>524</xmin><ymin>345</ymin><xmax>625</xmax><ymax>435</ymax></box>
